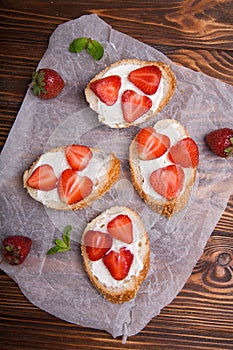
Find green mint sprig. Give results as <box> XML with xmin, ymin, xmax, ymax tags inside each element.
<box><xmin>69</xmin><ymin>37</ymin><xmax>104</xmax><ymax>61</ymax></box>
<box><xmin>47</xmin><ymin>225</ymin><xmax>72</xmax><ymax>255</ymax></box>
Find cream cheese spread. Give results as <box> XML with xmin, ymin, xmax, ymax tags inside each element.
<box><xmin>87</xmin><ymin>207</ymin><xmax>145</xmax><ymax>288</ymax></box>
<box><xmin>139</xmin><ymin>120</ymin><xmax>193</xmax><ymax>200</ymax></box>
<box><xmin>97</xmin><ymin>64</ymin><xmax>165</xmax><ymax>127</ymax></box>
<box><xmin>30</xmin><ymin>149</ymin><xmax>110</xmax><ymax>205</ymax></box>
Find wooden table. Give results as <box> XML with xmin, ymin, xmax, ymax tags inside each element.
<box><xmin>0</xmin><ymin>1</ymin><xmax>232</xmax><ymax>349</ymax></box>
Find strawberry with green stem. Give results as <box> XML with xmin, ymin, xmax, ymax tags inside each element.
<box><xmin>205</xmin><ymin>128</ymin><xmax>233</xmax><ymax>158</ymax></box>
<box><xmin>30</xmin><ymin>68</ymin><xmax>64</xmax><ymax>99</ymax></box>
<box><xmin>1</xmin><ymin>235</ymin><xmax>32</xmax><ymax>265</ymax></box>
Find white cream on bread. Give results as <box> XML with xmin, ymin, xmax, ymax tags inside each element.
<box><xmin>88</xmin><ymin>207</ymin><xmax>145</xmax><ymax>288</ymax></box>
<box><xmin>33</xmin><ymin>149</ymin><xmax>110</xmax><ymax>205</ymax></box>
<box><xmin>23</xmin><ymin>146</ymin><xmax>120</xmax><ymax>210</ymax></box>
<box><xmin>96</xmin><ymin>64</ymin><xmax>165</xmax><ymax>128</ymax></box>
<box><xmin>81</xmin><ymin>206</ymin><xmax>150</xmax><ymax>303</ymax></box>
<box><xmin>139</xmin><ymin>120</ymin><xmax>193</xmax><ymax>201</ymax></box>
<box><xmin>129</xmin><ymin>119</ymin><xmax>198</xmax><ymax>217</ymax></box>
<box><xmin>85</xmin><ymin>59</ymin><xmax>176</xmax><ymax>128</ymax></box>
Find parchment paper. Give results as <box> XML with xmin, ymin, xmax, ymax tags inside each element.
<box><xmin>0</xmin><ymin>14</ymin><xmax>233</xmax><ymax>341</ymax></box>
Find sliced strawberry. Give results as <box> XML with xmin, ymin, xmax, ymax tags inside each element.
<box><xmin>65</xmin><ymin>145</ymin><xmax>93</xmax><ymax>171</ymax></box>
<box><xmin>89</xmin><ymin>75</ymin><xmax>121</xmax><ymax>106</ymax></box>
<box><xmin>84</xmin><ymin>230</ymin><xmax>112</xmax><ymax>261</ymax></box>
<box><xmin>136</xmin><ymin>127</ymin><xmax>170</xmax><ymax>160</ymax></box>
<box><xmin>121</xmin><ymin>90</ymin><xmax>152</xmax><ymax>123</ymax></box>
<box><xmin>128</xmin><ymin>65</ymin><xmax>162</xmax><ymax>95</ymax></box>
<box><xmin>103</xmin><ymin>247</ymin><xmax>134</xmax><ymax>281</ymax></box>
<box><xmin>150</xmin><ymin>164</ymin><xmax>185</xmax><ymax>200</ymax></box>
<box><xmin>58</xmin><ymin>169</ymin><xmax>93</xmax><ymax>205</ymax></box>
<box><xmin>27</xmin><ymin>164</ymin><xmax>57</xmax><ymax>191</ymax></box>
<box><xmin>107</xmin><ymin>214</ymin><xmax>133</xmax><ymax>244</ymax></box>
<box><xmin>168</xmin><ymin>138</ymin><xmax>199</xmax><ymax>168</ymax></box>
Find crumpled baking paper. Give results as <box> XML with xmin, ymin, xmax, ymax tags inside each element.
<box><xmin>0</xmin><ymin>14</ymin><xmax>233</xmax><ymax>341</ymax></box>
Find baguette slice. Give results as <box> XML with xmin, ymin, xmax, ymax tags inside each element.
<box><xmin>81</xmin><ymin>206</ymin><xmax>150</xmax><ymax>303</ymax></box>
<box><xmin>23</xmin><ymin>145</ymin><xmax>120</xmax><ymax>210</ymax></box>
<box><xmin>129</xmin><ymin>119</ymin><xmax>198</xmax><ymax>218</ymax></box>
<box><xmin>85</xmin><ymin>59</ymin><xmax>176</xmax><ymax>128</ymax></box>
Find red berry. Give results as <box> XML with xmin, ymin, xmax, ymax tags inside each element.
<box><xmin>58</xmin><ymin>169</ymin><xmax>93</xmax><ymax>205</ymax></box>
<box><xmin>103</xmin><ymin>247</ymin><xmax>134</xmax><ymax>281</ymax></box>
<box><xmin>84</xmin><ymin>230</ymin><xmax>112</xmax><ymax>261</ymax></box>
<box><xmin>121</xmin><ymin>90</ymin><xmax>152</xmax><ymax>122</ymax></box>
<box><xmin>90</xmin><ymin>75</ymin><xmax>121</xmax><ymax>106</ymax></box>
<box><xmin>150</xmin><ymin>165</ymin><xmax>185</xmax><ymax>200</ymax></box>
<box><xmin>31</xmin><ymin>68</ymin><xmax>64</xmax><ymax>99</ymax></box>
<box><xmin>107</xmin><ymin>214</ymin><xmax>133</xmax><ymax>244</ymax></box>
<box><xmin>65</xmin><ymin>145</ymin><xmax>93</xmax><ymax>171</ymax></box>
<box><xmin>205</xmin><ymin>128</ymin><xmax>233</xmax><ymax>157</ymax></box>
<box><xmin>27</xmin><ymin>164</ymin><xmax>58</xmax><ymax>191</ymax></box>
<box><xmin>2</xmin><ymin>235</ymin><xmax>32</xmax><ymax>265</ymax></box>
<box><xmin>136</xmin><ymin>127</ymin><xmax>170</xmax><ymax>160</ymax></box>
<box><xmin>168</xmin><ymin>137</ymin><xmax>199</xmax><ymax>168</ymax></box>
<box><xmin>128</xmin><ymin>65</ymin><xmax>162</xmax><ymax>95</ymax></box>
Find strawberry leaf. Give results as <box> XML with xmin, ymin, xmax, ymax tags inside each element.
<box><xmin>47</xmin><ymin>225</ymin><xmax>72</xmax><ymax>255</ymax></box>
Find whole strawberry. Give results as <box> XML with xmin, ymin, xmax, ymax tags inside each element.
<box><xmin>1</xmin><ymin>235</ymin><xmax>32</xmax><ymax>265</ymax></box>
<box><xmin>205</xmin><ymin>128</ymin><xmax>233</xmax><ymax>158</ymax></box>
<box><xmin>30</xmin><ymin>68</ymin><xmax>64</xmax><ymax>99</ymax></box>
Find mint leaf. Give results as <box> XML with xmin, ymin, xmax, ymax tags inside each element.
<box><xmin>55</xmin><ymin>239</ymin><xmax>67</xmax><ymax>248</ymax></box>
<box><xmin>86</xmin><ymin>39</ymin><xmax>104</xmax><ymax>61</ymax></box>
<box><xmin>69</xmin><ymin>37</ymin><xmax>88</xmax><ymax>53</ymax></box>
<box><xmin>69</xmin><ymin>37</ymin><xmax>104</xmax><ymax>61</ymax></box>
<box><xmin>47</xmin><ymin>246</ymin><xmax>60</xmax><ymax>255</ymax></box>
<box><xmin>47</xmin><ymin>226</ymin><xmax>72</xmax><ymax>255</ymax></box>
<box><xmin>63</xmin><ymin>225</ymin><xmax>72</xmax><ymax>236</ymax></box>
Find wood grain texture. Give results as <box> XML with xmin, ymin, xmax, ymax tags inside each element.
<box><xmin>0</xmin><ymin>1</ymin><xmax>233</xmax><ymax>349</ymax></box>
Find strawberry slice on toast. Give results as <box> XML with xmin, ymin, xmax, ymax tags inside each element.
<box><xmin>27</xmin><ymin>164</ymin><xmax>57</xmax><ymax>191</ymax></box>
<box><xmin>84</xmin><ymin>230</ymin><xmax>113</xmax><ymax>261</ymax></box>
<box><xmin>65</xmin><ymin>144</ymin><xmax>93</xmax><ymax>171</ymax></box>
<box><xmin>58</xmin><ymin>169</ymin><xmax>93</xmax><ymax>205</ymax></box>
<box><xmin>150</xmin><ymin>164</ymin><xmax>185</xmax><ymax>200</ymax></box>
<box><xmin>128</xmin><ymin>65</ymin><xmax>162</xmax><ymax>95</ymax></box>
<box><xmin>168</xmin><ymin>138</ymin><xmax>199</xmax><ymax>168</ymax></box>
<box><xmin>103</xmin><ymin>247</ymin><xmax>134</xmax><ymax>281</ymax></box>
<box><xmin>89</xmin><ymin>75</ymin><xmax>121</xmax><ymax>106</ymax></box>
<box><xmin>136</xmin><ymin>127</ymin><xmax>170</xmax><ymax>160</ymax></box>
<box><xmin>107</xmin><ymin>214</ymin><xmax>133</xmax><ymax>244</ymax></box>
<box><xmin>121</xmin><ymin>90</ymin><xmax>152</xmax><ymax>123</ymax></box>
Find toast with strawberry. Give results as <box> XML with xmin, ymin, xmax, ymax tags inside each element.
<box><xmin>81</xmin><ymin>206</ymin><xmax>150</xmax><ymax>303</ymax></box>
<box><xmin>23</xmin><ymin>145</ymin><xmax>120</xmax><ymax>210</ymax></box>
<box><xmin>85</xmin><ymin>59</ymin><xmax>176</xmax><ymax>128</ymax></box>
<box><xmin>129</xmin><ymin>119</ymin><xmax>199</xmax><ymax>218</ymax></box>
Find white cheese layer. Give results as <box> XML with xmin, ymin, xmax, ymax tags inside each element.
<box><xmin>86</xmin><ymin>207</ymin><xmax>145</xmax><ymax>288</ymax></box>
<box><xmin>138</xmin><ymin>120</ymin><xmax>193</xmax><ymax>200</ymax></box>
<box><xmin>30</xmin><ymin>149</ymin><xmax>110</xmax><ymax>205</ymax></box>
<box><xmin>96</xmin><ymin>64</ymin><xmax>165</xmax><ymax>127</ymax></box>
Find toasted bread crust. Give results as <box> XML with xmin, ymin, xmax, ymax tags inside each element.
<box><xmin>23</xmin><ymin>146</ymin><xmax>121</xmax><ymax>210</ymax></box>
<box><xmin>85</xmin><ymin>59</ymin><xmax>176</xmax><ymax>128</ymax></box>
<box><xmin>129</xmin><ymin>119</ymin><xmax>197</xmax><ymax>218</ymax></box>
<box><xmin>81</xmin><ymin>206</ymin><xmax>150</xmax><ymax>303</ymax></box>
